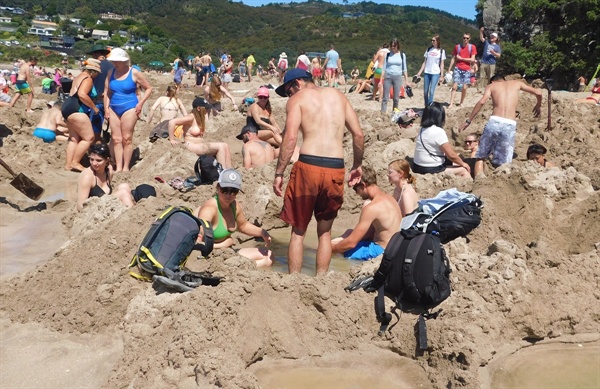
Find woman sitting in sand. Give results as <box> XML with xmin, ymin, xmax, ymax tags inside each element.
<box><xmin>62</xmin><ymin>59</ymin><xmax>102</xmax><ymax>172</ymax></box>
<box><xmin>146</xmin><ymin>84</ymin><xmax>187</xmax><ymax>124</ymax></box>
<box><xmin>576</xmin><ymin>78</ymin><xmax>600</xmax><ymax>105</ymax></box>
<box><xmin>195</xmin><ymin>169</ymin><xmax>273</xmax><ymax>267</ymax></box>
<box><xmin>413</xmin><ymin>102</ymin><xmax>471</xmax><ymax>179</ymax></box>
<box><xmin>168</xmin><ymin>97</ymin><xmax>232</xmax><ymax>168</ymax></box>
<box><xmin>387</xmin><ymin>159</ymin><xmax>420</xmax><ymax>217</ymax></box>
<box><xmin>527</xmin><ymin>143</ymin><xmax>555</xmax><ymax>168</ymax></box>
<box><xmin>203</xmin><ymin>74</ymin><xmax>237</xmax><ymax>116</ymax></box>
<box><xmin>246</xmin><ymin>86</ymin><xmax>283</xmax><ymax>148</ymax></box>
<box><xmin>76</xmin><ymin>143</ymin><xmax>137</xmax><ymax>211</ymax></box>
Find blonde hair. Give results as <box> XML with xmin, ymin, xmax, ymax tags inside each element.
<box><xmin>192</xmin><ymin>107</ymin><xmax>207</xmax><ymax>137</ymax></box>
<box><xmin>209</xmin><ymin>75</ymin><xmax>222</xmax><ymax>102</ymax></box>
<box><xmin>389</xmin><ymin>159</ymin><xmax>416</xmax><ymax>186</ymax></box>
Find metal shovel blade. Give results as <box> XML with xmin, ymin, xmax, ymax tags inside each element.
<box><xmin>0</xmin><ymin>158</ymin><xmax>45</xmax><ymax>201</ymax></box>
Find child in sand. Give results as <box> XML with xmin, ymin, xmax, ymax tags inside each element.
<box><xmin>33</xmin><ymin>101</ymin><xmax>68</xmax><ymax>143</ymax></box>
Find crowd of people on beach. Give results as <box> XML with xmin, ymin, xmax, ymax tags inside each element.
<box><xmin>2</xmin><ymin>28</ymin><xmax>595</xmax><ymax>276</ymax></box>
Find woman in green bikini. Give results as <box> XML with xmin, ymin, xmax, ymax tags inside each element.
<box><xmin>195</xmin><ymin>169</ymin><xmax>273</xmax><ymax>267</ymax></box>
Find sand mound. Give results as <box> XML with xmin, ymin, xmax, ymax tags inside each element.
<box><xmin>1</xmin><ymin>72</ymin><xmax>599</xmax><ymax>388</ymax></box>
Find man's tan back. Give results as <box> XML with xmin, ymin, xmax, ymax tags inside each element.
<box><xmin>295</xmin><ymin>87</ymin><xmax>349</xmax><ymax>159</ymax></box>
<box><xmin>489</xmin><ymin>80</ymin><xmax>525</xmax><ymax>120</ymax></box>
<box><xmin>365</xmin><ymin>191</ymin><xmax>401</xmax><ymax>248</ymax></box>
<box><xmin>244</xmin><ymin>140</ymin><xmax>275</xmax><ymax>168</ymax></box>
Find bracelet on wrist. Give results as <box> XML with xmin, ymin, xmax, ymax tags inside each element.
<box><xmin>465</xmin><ymin>119</ymin><xmax>471</xmax><ymax>124</ymax></box>
<box><xmin>275</xmin><ymin>173</ymin><xmax>284</xmax><ymax>178</ymax></box>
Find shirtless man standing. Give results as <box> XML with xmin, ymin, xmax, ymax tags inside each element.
<box><xmin>10</xmin><ymin>56</ymin><xmax>37</xmax><ymax>113</ymax></box>
<box><xmin>310</xmin><ymin>55</ymin><xmax>322</xmax><ymax>86</ymax></box>
<box><xmin>459</xmin><ymin>74</ymin><xmax>542</xmax><ymax>176</ymax></box>
<box><xmin>331</xmin><ymin>166</ymin><xmax>401</xmax><ymax>261</ymax></box>
<box><xmin>236</xmin><ymin>124</ymin><xmax>275</xmax><ymax>169</ymax></box>
<box><xmin>273</xmin><ymin>69</ymin><xmax>364</xmax><ymax>275</ymax></box>
<box><xmin>199</xmin><ymin>52</ymin><xmax>212</xmax><ymax>87</ymax></box>
<box><xmin>168</xmin><ymin>97</ymin><xmax>232</xmax><ymax>168</ymax></box>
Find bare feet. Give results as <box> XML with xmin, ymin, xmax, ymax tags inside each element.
<box><xmin>26</xmin><ymin>110</ymin><xmax>34</xmax><ymax>114</ymax></box>
<box><xmin>70</xmin><ymin>163</ymin><xmax>85</xmax><ymax>172</ymax></box>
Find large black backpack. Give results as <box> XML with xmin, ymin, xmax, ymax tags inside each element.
<box><xmin>194</xmin><ymin>155</ymin><xmax>223</xmax><ymax>185</ymax></box>
<box><xmin>367</xmin><ymin>229</ymin><xmax>451</xmax><ymax>350</ymax></box>
<box><xmin>128</xmin><ymin>206</ymin><xmax>219</xmax><ymax>291</ymax></box>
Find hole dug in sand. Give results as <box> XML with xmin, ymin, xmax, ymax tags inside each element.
<box><xmin>249</xmin><ymin>348</ymin><xmax>431</xmax><ymax>388</ymax></box>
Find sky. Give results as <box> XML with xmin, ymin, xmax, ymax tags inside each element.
<box><xmin>240</xmin><ymin>0</ymin><xmax>479</xmax><ymax>20</ymax></box>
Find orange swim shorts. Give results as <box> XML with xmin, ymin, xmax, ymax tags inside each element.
<box><xmin>280</xmin><ymin>156</ymin><xmax>345</xmax><ymax>231</ymax></box>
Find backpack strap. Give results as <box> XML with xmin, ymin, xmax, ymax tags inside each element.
<box><xmin>401</xmin><ymin>233</ymin><xmax>428</xmax><ymax>302</ymax></box>
<box><xmin>369</xmin><ymin>231</ymin><xmax>405</xmax><ymax>290</ymax></box>
<box><xmin>374</xmin><ymin>286</ymin><xmax>393</xmax><ymax>335</ymax></box>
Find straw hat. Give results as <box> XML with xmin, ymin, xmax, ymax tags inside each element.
<box><xmin>82</xmin><ymin>58</ymin><xmax>102</xmax><ymax>72</ymax></box>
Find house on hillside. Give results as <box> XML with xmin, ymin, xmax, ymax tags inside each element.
<box><xmin>0</xmin><ymin>16</ymin><xmax>12</xmax><ymax>23</ymax></box>
<box><xmin>100</xmin><ymin>12</ymin><xmax>124</xmax><ymax>20</ymax></box>
<box><xmin>342</xmin><ymin>12</ymin><xmax>366</xmax><ymax>18</ymax></box>
<box><xmin>92</xmin><ymin>29</ymin><xmax>110</xmax><ymax>40</ymax></box>
<box><xmin>34</xmin><ymin>15</ymin><xmax>51</xmax><ymax>21</ymax></box>
<box><xmin>28</xmin><ymin>20</ymin><xmax>58</xmax><ymax>36</ymax></box>
<box><xmin>39</xmin><ymin>34</ymin><xmax>75</xmax><ymax>48</ymax></box>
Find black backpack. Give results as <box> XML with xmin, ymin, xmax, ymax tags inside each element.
<box><xmin>194</xmin><ymin>155</ymin><xmax>223</xmax><ymax>185</ymax></box>
<box><xmin>366</xmin><ymin>229</ymin><xmax>451</xmax><ymax>350</ymax></box>
<box><xmin>128</xmin><ymin>206</ymin><xmax>220</xmax><ymax>291</ymax></box>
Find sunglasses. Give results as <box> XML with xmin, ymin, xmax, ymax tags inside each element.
<box><xmin>284</xmin><ymin>81</ymin><xmax>296</xmax><ymax>97</ymax></box>
<box><xmin>463</xmin><ymin>37</ymin><xmax>470</xmax><ymax>40</ymax></box>
<box><xmin>220</xmin><ymin>187</ymin><xmax>239</xmax><ymax>195</ymax></box>
<box><xmin>465</xmin><ymin>140</ymin><xmax>476</xmax><ymax>144</ymax></box>
<box><xmin>258</xmin><ymin>96</ymin><xmax>268</xmax><ymax>100</ymax></box>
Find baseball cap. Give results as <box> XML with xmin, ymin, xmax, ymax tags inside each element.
<box><xmin>257</xmin><ymin>86</ymin><xmax>270</xmax><ymax>97</ymax></box>
<box><xmin>236</xmin><ymin>124</ymin><xmax>258</xmax><ymax>140</ymax></box>
<box><xmin>491</xmin><ymin>32</ymin><xmax>498</xmax><ymax>38</ymax></box>
<box><xmin>192</xmin><ymin>97</ymin><xmax>212</xmax><ymax>109</ymax></box>
<box><xmin>218</xmin><ymin>169</ymin><xmax>242</xmax><ymax>190</ymax></box>
<box><xmin>275</xmin><ymin>68</ymin><xmax>312</xmax><ymax>97</ymax></box>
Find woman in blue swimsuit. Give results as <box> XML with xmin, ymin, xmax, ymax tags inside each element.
<box><xmin>62</xmin><ymin>59</ymin><xmax>102</xmax><ymax>172</ymax></box>
<box><xmin>76</xmin><ymin>143</ymin><xmax>135</xmax><ymax>211</ymax></box>
<box><xmin>104</xmin><ymin>48</ymin><xmax>153</xmax><ymax>172</ymax></box>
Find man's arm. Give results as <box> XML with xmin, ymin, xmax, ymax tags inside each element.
<box><xmin>520</xmin><ymin>83</ymin><xmax>542</xmax><ymax>117</ymax></box>
<box><xmin>273</xmin><ymin>99</ymin><xmax>300</xmax><ymax>196</ymax></box>
<box><xmin>459</xmin><ymin>86</ymin><xmax>492</xmax><ymax>132</ymax></box>
<box><xmin>332</xmin><ymin>205</ymin><xmax>376</xmax><ymax>253</ymax></box>
<box><xmin>479</xmin><ymin>27</ymin><xmax>485</xmax><ymax>43</ymax></box>
<box><xmin>344</xmin><ymin>98</ymin><xmax>364</xmax><ymax>186</ymax></box>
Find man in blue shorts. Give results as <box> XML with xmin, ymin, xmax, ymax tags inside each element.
<box><xmin>459</xmin><ymin>74</ymin><xmax>542</xmax><ymax>176</ymax></box>
<box><xmin>331</xmin><ymin>166</ymin><xmax>401</xmax><ymax>261</ymax></box>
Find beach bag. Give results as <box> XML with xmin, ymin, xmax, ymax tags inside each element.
<box><xmin>194</xmin><ymin>155</ymin><xmax>223</xmax><ymax>185</ymax></box>
<box><xmin>364</xmin><ymin>229</ymin><xmax>451</xmax><ymax>350</ymax></box>
<box><xmin>128</xmin><ymin>206</ymin><xmax>219</xmax><ymax>291</ymax></box>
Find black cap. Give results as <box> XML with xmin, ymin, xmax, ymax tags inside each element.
<box><xmin>236</xmin><ymin>124</ymin><xmax>258</xmax><ymax>140</ymax></box>
<box><xmin>275</xmin><ymin>68</ymin><xmax>312</xmax><ymax>97</ymax></box>
<box><xmin>88</xmin><ymin>44</ymin><xmax>110</xmax><ymax>56</ymax></box>
<box><xmin>192</xmin><ymin>97</ymin><xmax>212</xmax><ymax>109</ymax></box>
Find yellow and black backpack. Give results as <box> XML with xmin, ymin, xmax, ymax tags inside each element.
<box><xmin>128</xmin><ymin>206</ymin><xmax>218</xmax><ymax>290</ymax></box>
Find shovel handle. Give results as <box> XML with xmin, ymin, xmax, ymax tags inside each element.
<box><xmin>0</xmin><ymin>158</ymin><xmax>17</xmax><ymax>178</ymax></box>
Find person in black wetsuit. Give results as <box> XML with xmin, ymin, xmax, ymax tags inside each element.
<box><xmin>76</xmin><ymin>143</ymin><xmax>143</xmax><ymax>211</ymax></box>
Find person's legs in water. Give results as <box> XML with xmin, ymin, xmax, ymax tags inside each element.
<box><xmin>316</xmin><ymin>218</ymin><xmax>335</xmax><ymax>275</ymax></box>
<box><xmin>288</xmin><ymin>227</ymin><xmax>306</xmax><ymax>273</ymax></box>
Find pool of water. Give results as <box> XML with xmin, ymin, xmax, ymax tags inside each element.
<box><xmin>488</xmin><ymin>341</ymin><xmax>600</xmax><ymax>389</ymax></box>
<box><xmin>267</xmin><ymin>221</ymin><xmax>364</xmax><ymax>275</ymax></box>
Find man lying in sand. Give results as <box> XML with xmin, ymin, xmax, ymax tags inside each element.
<box><xmin>168</xmin><ymin>97</ymin><xmax>232</xmax><ymax>169</ymax></box>
<box><xmin>331</xmin><ymin>166</ymin><xmax>401</xmax><ymax>261</ymax></box>
<box><xmin>32</xmin><ymin>101</ymin><xmax>68</xmax><ymax>143</ymax></box>
<box><xmin>459</xmin><ymin>74</ymin><xmax>542</xmax><ymax>176</ymax></box>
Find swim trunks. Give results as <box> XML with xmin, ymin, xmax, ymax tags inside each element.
<box><xmin>280</xmin><ymin>154</ymin><xmax>345</xmax><ymax>231</ymax></box>
<box><xmin>475</xmin><ymin>115</ymin><xmax>517</xmax><ymax>167</ymax></box>
<box><xmin>33</xmin><ymin>127</ymin><xmax>56</xmax><ymax>143</ymax></box>
<box><xmin>312</xmin><ymin>68</ymin><xmax>322</xmax><ymax>78</ymax></box>
<box><xmin>374</xmin><ymin>68</ymin><xmax>383</xmax><ymax>79</ymax></box>
<box><xmin>326</xmin><ymin>68</ymin><xmax>337</xmax><ymax>77</ymax></box>
<box><xmin>15</xmin><ymin>80</ymin><xmax>31</xmax><ymax>95</ymax></box>
<box><xmin>343</xmin><ymin>241</ymin><xmax>384</xmax><ymax>261</ymax></box>
<box><xmin>453</xmin><ymin>68</ymin><xmax>471</xmax><ymax>85</ymax></box>
<box><xmin>202</xmin><ymin>66</ymin><xmax>210</xmax><ymax>74</ymax></box>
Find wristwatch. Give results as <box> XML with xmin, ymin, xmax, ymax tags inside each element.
<box><xmin>275</xmin><ymin>173</ymin><xmax>284</xmax><ymax>178</ymax></box>
<box><xmin>465</xmin><ymin>119</ymin><xmax>472</xmax><ymax>124</ymax></box>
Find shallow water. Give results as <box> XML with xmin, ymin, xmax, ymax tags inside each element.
<box><xmin>267</xmin><ymin>222</ymin><xmax>364</xmax><ymax>275</ymax></box>
<box><xmin>489</xmin><ymin>341</ymin><xmax>600</xmax><ymax>389</ymax></box>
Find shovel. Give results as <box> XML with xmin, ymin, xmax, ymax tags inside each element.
<box><xmin>0</xmin><ymin>158</ymin><xmax>45</xmax><ymax>200</ymax></box>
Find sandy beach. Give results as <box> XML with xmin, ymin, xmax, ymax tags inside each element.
<box><xmin>1</xmin><ymin>68</ymin><xmax>599</xmax><ymax>388</ymax></box>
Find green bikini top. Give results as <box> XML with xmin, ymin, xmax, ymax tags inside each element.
<box><xmin>213</xmin><ymin>196</ymin><xmax>237</xmax><ymax>241</ymax></box>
